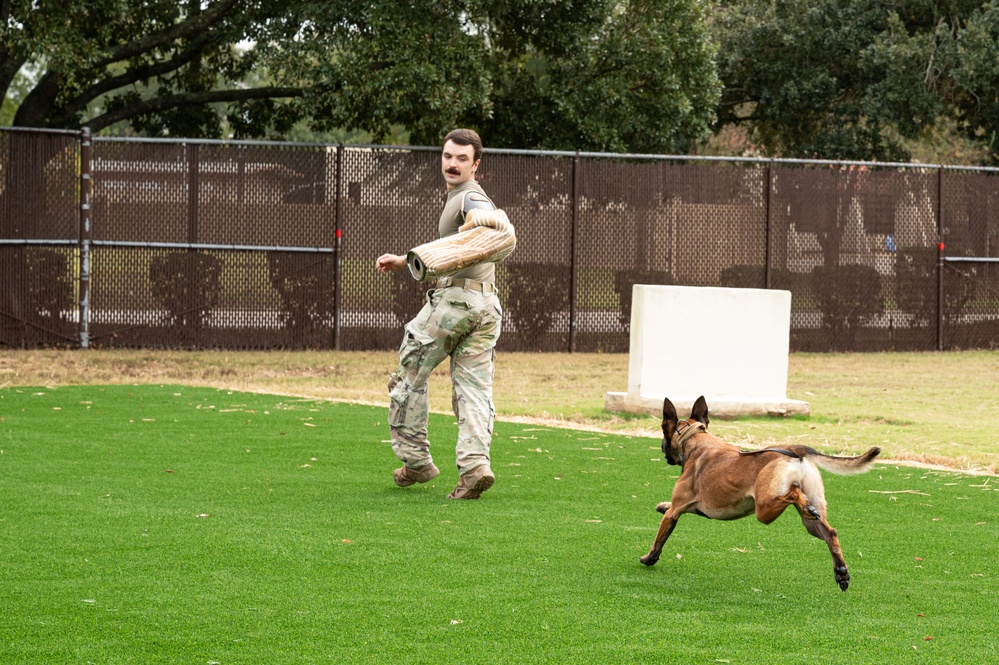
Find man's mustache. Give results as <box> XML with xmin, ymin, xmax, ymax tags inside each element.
<box><xmin>446</xmin><ymin>167</ymin><xmax>461</xmax><ymax>175</ymax></box>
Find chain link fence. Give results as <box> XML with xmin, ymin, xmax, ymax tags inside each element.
<box><xmin>2</xmin><ymin>127</ymin><xmax>998</xmax><ymax>352</ymax></box>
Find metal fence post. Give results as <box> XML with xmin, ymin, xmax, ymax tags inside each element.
<box><xmin>78</xmin><ymin>127</ymin><xmax>92</xmax><ymax>349</ymax></box>
<box><xmin>569</xmin><ymin>151</ymin><xmax>580</xmax><ymax>353</ymax></box>
<box><xmin>334</xmin><ymin>143</ymin><xmax>343</xmax><ymax>351</ymax></box>
<box><xmin>936</xmin><ymin>167</ymin><xmax>945</xmax><ymax>351</ymax></box>
<box><xmin>765</xmin><ymin>159</ymin><xmax>774</xmax><ymax>289</ymax></box>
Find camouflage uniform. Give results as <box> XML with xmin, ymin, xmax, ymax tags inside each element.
<box><xmin>388</xmin><ymin>180</ymin><xmax>502</xmax><ymax>476</ymax></box>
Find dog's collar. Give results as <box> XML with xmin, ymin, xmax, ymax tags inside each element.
<box><xmin>672</xmin><ymin>420</ymin><xmax>706</xmax><ymax>465</ymax></box>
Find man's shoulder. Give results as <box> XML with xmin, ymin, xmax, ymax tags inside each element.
<box><xmin>462</xmin><ymin>180</ymin><xmax>493</xmax><ymax>201</ymax></box>
<box><xmin>462</xmin><ymin>190</ymin><xmax>495</xmax><ymax>216</ymax></box>
<box><xmin>446</xmin><ymin>180</ymin><xmax>493</xmax><ymax>212</ymax></box>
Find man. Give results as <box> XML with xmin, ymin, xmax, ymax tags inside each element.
<box><xmin>375</xmin><ymin>128</ymin><xmax>504</xmax><ymax>500</ymax></box>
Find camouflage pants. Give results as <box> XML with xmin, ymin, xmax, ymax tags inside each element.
<box><xmin>388</xmin><ymin>285</ymin><xmax>502</xmax><ymax>476</ymax></box>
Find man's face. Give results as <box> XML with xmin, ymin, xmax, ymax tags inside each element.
<box><xmin>441</xmin><ymin>139</ymin><xmax>479</xmax><ymax>189</ymax></box>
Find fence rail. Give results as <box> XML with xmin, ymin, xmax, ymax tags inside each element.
<box><xmin>2</xmin><ymin>127</ymin><xmax>998</xmax><ymax>352</ymax></box>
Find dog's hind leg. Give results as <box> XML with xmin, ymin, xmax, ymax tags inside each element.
<box><xmin>799</xmin><ymin>510</ymin><xmax>850</xmax><ymax>591</ymax></box>
<box><xmin>756</xmin><ymin>463</ymin><xmax>826</xmax><ymax>524</ymax></box>
<box><xmin>755</xmin><ymin>481</ymin><xmax>814</xmax><ymax>525</ymax></box>
<box><xmin>786</xmin><ymin>482</ymin><xmax>821</xmax><ymax>520</ymax></box>
<box><xmin>754</xmin><ymin>465</ymin><xmax>813</xmax><ymax>524</ymax></box>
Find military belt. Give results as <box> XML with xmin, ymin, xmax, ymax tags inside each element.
<box><xmin>436</xmin><ymin>277</ymin><xmax>497</xmax><ymax>294</ymax></box>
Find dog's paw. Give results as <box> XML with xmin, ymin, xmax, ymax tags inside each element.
<box><xmin>804</xmin><ymin>505</ymin><xmax>820</xmax><ymax>520</ymax></box>
<box><xmin>835</xmin><ymin>566</ymin><xmax>850</xmax><ymax>591</ymax></box>
<box><xmin>639</xmin><ymin>554</ymin><xmax>659</xmax><ymax>566</ymax></box>
<box><xmin>655</xmin><ymin>501</ymin><xmax>671</xmax><ymax>514</ymax></box>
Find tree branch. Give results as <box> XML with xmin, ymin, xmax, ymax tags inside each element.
<box><xmin>0</xmin><ymin>48</ymin><xmax>27</xmax><ymax>102</ymax></box>
<box><xmin>13</xmin><ymin>74</ymin><xmax>63</xmax><ymax>127</ymax></box>
<box><xmin>92</xmin><ymin>0</ymin><xmax>245</xmax><ymax>70</ymax></box>
<box><xmin>15</xmin><ymin>0</ymin><xmax>247</xmax><ymax>127</ymax></box>
<box><xmin>86</xmin><ymin>86</ymin><xmax>304</xmax><ymax>132</ymax></box>
<box><xmin>58</xmin><ymin>32</ymin><xmax>220</xmax><ymax>120</ymax></box>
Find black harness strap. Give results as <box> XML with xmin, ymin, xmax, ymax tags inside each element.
<box><xmin>738</xmin><ymin>447</ymin><xmax>801</xmax><ymax>459</ymax></box>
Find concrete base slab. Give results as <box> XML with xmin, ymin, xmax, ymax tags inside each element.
<box><xmin>605</xmin><ymin>391</ymin><xmax>811</xmax><ymax>419</ymax></box>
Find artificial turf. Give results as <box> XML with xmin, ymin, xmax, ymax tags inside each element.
<box><xmin>1</xmin><ymin>385</ymin><xmax>996</xmax><ymax>664</ymax></box>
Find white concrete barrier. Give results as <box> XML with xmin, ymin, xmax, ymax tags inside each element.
<box><xmin>605</xmin><ymin>285</ymin><xmax>810</xmax><ymax>418</ymax></box>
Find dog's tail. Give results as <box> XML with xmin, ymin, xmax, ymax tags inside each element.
<box><xmin>803</xmin><ymin>446</ymin><xmax>881</xmax><ymax>475</ymax></box>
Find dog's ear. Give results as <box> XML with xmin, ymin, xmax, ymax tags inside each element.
<box><xmin>691</xmin><ymin>395</ymin><xmax>710</xmax><ymax>428</ymax></box>
<box><xmin>662</xmin><ymin>397</ymin><xmax>679</xmax><ymax>440</ymax></box>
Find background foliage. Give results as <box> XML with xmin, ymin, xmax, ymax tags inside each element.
<box><xmin>714</xmin><ymin>0</ymin><xmax>999</xmax><ymax>163</ymax></box>
<box><xmin>5</xmin><ymin>1</ymin><xmax>999</xmax><ymax>160</ymax></box>
<box><xmin>0</xmin><ymin>0</ymin><xmax>720</xmax><ymax>153</ymax></box>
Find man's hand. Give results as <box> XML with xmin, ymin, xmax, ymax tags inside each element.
<box><xmin>376</xmin><ymin>253</ymin><xmax>406</xmax><ymax>273</ymax></box>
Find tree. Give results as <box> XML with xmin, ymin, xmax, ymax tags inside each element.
<box><xmin>1</xmin><ymin>0</ymin><xmax>720</xmax><ymax>152</ymax></box>
<box><xmin>714</xmin><ymin>0</ymin><xmax>999</xmax><ymax>163</ymax></box>
<box><xmin>1</xmin><ymin>0</ymin><xmax>305</xmax><ymax>136</ymax></box>
<box><xmin>481</xmin><ymin>0</ymin><xmax>722</xmax><ymax>153</ymax></box>
<box><xmin>944</xmin><ymin>2</ymin><xmax>999</xmax><ymax>163</ymax></box>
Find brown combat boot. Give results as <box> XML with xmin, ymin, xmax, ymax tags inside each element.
<box><xmin>393</xmin><ymin>463</ymin><xmax>440</xmax><ymax>487</ymax></box>
<box><xmin>447</xmin><ymin>465</ymin><xmax>495</xmax><ymax>500</ymax></box>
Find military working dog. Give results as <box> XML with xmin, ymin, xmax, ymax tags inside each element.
<box><xmin>640</xmin><ymin>396</ymin><xmax>880</xmax><ymax>590</ymax></box>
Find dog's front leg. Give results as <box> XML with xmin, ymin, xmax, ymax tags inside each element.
<box><xmin>639</xmin><ymin>509</ymin><xmax>679</xmax><ymax>566</ymax></box>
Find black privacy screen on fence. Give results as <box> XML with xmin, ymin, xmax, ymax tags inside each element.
<box><xmin>88</xmin><ymin>139</ymin><xmax>337</xmax><ymax>349</ymax></box>
<box><xmin>2</xmin><ymin>127</ymin><xmax>998</xmax><ymax>352</ymax></box>
<box><xmin>0</xmin><ymin>130</ymin><xmax>81</xmax><ymax>348</ymax></box>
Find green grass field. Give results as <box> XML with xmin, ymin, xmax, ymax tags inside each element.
<box><xmin>5</xmin><ymin>349</ymin><xmax>997</xmax><ymax>472</ymax></box>
<box><xmin>2</xmin><ymin>385</ymin><xmax>996</xmax><ymax>663</ymax></box>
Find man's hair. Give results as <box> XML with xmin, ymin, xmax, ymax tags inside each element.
<box><xmin>442</xmin><ymin>128</ymin><xmax>483</xmax><ymax>162</ymax></box>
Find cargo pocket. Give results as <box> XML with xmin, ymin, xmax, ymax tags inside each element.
<box><xmin>389</xmin><ymin>324</ymin><xmax>430</xmax><ymax>406</ymax></box>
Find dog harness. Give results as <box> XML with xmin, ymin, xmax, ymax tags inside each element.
<box><xmin>738</xmin><ymin>447</ymin><xmax>801</xmax><ymax>458</ymax></box>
